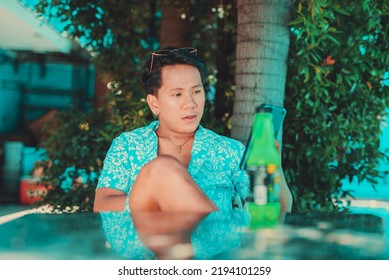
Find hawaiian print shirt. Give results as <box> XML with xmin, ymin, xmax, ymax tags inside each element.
<box><xmin>97</xmin><ymin>121</ymin><xmax>250</xmax><ymax>219</ymax></box>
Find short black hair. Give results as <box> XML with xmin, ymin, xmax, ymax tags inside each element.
<box><xmin>140</xmin><ymin>46</ymin><xmax>208</xmax><ymax>95</ymax></box>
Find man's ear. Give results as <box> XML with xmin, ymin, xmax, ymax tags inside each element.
<box><xmin>146</xmin><ymin>94</ymin><xmax>159</xmax><ymax>115</ymax></box>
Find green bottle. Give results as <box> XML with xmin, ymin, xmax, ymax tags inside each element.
<box><xmin>241</xmin><ymin>113</ymin><xmax>281</xmax><ymax>171</ymax></box>
<box><xmin>241</xmin><ymin>112</ymin><xmax>281</xmax><ymax>228</ymax></box>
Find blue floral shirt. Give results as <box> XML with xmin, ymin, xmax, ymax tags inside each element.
<box><xmin>97</xmin><ymin>121</ymin><xmax>250</xmax><ymax>219</ymax></box>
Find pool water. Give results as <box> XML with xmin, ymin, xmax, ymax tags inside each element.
<box><xmin>349</xmin><ymin>199</ymin><xmax>389</xmax><ymax>245</ymax></box>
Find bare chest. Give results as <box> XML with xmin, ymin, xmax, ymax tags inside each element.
<box><xmin>157</xmin><ymin>138</ymin><xmax>192</xmax><ymax>167</ymax></box>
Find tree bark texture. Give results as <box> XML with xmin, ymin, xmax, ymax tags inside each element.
<box><xmin>232</xmin><ymin>0</ymin><xmax>292</xmax><ymax>144</ymax></box>
<box><xmin>159</xmin><ymin>1</ymin><xmax>192</xmax><ymax>48</ymax></box>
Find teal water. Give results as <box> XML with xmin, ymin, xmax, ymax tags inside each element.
<box><xmin>350</xmin><ymin>200</ymin><xmax>389</xmax><ymax>246</ymax></box>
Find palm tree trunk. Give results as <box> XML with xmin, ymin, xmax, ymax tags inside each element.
<box><xmin>232</xmin><ymin>0</ymin><xmax>292</xmax><ymax>144</ymax></box>
<box><xmin>159</xmin><ymin>0</ymin><xmax>191</xmax><ymax>48</ymax></box>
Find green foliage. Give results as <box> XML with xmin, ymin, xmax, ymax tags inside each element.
<box><xmin>36</xmin><ymin>89</ymin><xmax>152</xmax><ymax>212</ymax></box>
<box><xmin>284</xmin><ymin>0</ymin><xmax>389</xmax><ymax>212</ymax></box>
<box><xmin>35</xmin><ymin>0</ymin><xmax>158</xmax><ymax>82</ymax></box>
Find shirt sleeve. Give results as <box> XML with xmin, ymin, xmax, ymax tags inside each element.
<box><xmin>232</xmin><ymin>141</ymin><xmax>250</xmax><ymax>201</ymax></box>
<box><xmin>96</xmin><ymin>133</ymin><xmax>134</xmax><ymax>194</ymax></box>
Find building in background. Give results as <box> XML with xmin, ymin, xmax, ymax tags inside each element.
<box><xmin>0</xmin><ymin>0</ymin><xmax>96</xmax><ymax>202</ymax></box>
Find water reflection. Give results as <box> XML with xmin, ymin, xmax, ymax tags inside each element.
<box><xmin>100</xmin><ymin>209</ymin><xmax>248</xmax><ymax>260</ymax></box>
<box><xmin>99</xmin><ymin>209</ymin><xmax>389</xmax><ymax>260</ymax></box>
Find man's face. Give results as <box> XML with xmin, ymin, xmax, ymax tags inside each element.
<box><xmin>147</xmin><ymin>64</ymin><xmax>205</xmax><ymax>134</ymax></box>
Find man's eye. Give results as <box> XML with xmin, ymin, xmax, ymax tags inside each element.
<box><xmin>173</xmin><ymin>93</ymin><xmax>182</xmax><ymax>97</ymax></box>
<box><xmin>193</xmin><ymin>90</ymin><xmax>202</xmax><ymax>94</ymax></box>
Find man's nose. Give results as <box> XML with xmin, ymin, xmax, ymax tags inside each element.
<box><xmin>183</xmin><ymin>93</ymin><xmax>197</xmax><ymax>109</ymax></box>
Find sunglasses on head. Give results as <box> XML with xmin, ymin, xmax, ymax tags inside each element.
<box><xmin>149</xmin><ymin>47</ymin><xmax>197</xmax><ymax>73</ymax></box>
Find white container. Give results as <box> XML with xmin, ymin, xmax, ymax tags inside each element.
<box><xmin>254</xmin><ymin>183</ymin><xmax>268</xmax><ymax>205</ymax></box>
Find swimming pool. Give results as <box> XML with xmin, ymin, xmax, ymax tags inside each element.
<box><xmin>349</xmin><ymin>199</ymin><xmax>389</xmax><ymax>246</ymax></box>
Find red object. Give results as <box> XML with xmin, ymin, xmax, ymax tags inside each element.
<box><xmin>19</xmin><ymin>179</ymin><xmax>48</xmax><ymax>205</ymax></box>
<box><xmin>322</xmin><ymin>55</ymin><xmax>335</xmax><ymax>65</ymax></box>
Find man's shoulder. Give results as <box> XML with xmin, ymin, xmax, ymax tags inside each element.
<box><xmin>199</xmin><ymin>126</ymin><xmax>245</xmax><ymax>149</ymax></box>
<box><xmin>118</xmin><ymin>122</ymin><xmax>157</xmax><ymax>142</ymax></box>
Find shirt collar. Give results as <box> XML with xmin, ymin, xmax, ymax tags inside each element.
<box><xmin>146</xmin><ymin>120</ymin><xmax>206</xmax><ymax>138</ymax></box>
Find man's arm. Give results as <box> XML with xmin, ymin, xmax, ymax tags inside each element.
<box><xmin>274</xmin><ymin>141</ymin><xmax>293</xmax><ymax>215</ymax></box>
<box><xmin>93</xmin><ymin>188</ymin><xmax>127</xmax><ymax>212</ymax></box>
<box><xmin>278</xmin><ymin>167</ymin><xmax>293</xmax><ymax>214</ymax></box>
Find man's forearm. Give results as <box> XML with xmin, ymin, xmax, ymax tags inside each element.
<box><xmin>94</xmin><ymin>190</ymin><xmax>127</xmax><ymax>212</ymax></box>
<box><xmin>279</xmin><ymin>168</ymin><xmax>293</xmax><ymax>213</ymax></box>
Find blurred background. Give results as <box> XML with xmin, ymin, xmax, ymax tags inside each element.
<box><xmin>0</xmin><ymin>0</ymin><xmax>97</xmax><ymax>207</ymax></box>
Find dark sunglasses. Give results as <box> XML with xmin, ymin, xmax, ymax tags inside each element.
<box><xmin>149</xmin><ymin>47</ymin><xmax>197</xmax><ymax>73</ymax></box>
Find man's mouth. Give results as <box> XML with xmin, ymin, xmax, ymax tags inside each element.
<box><xmin>183</xmin><ymin>114</ymin><xmax>197</xmax><ymax>120</ymax></box>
